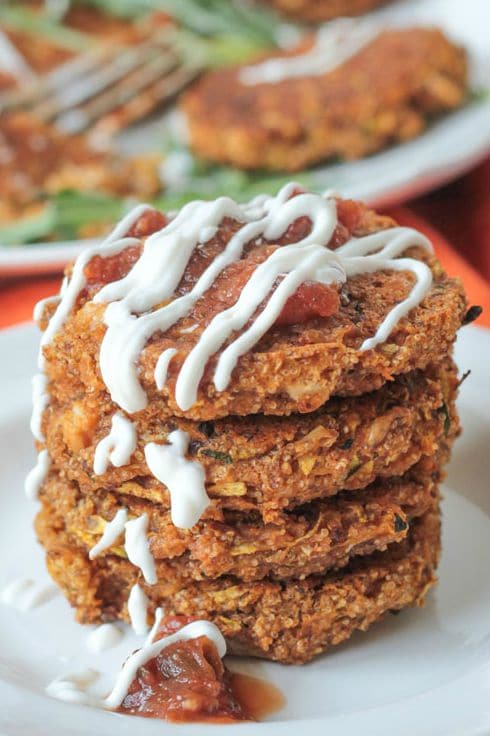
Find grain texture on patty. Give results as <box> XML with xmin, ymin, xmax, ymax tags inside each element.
<box><xmin>41</xmin><ymin>360</ymin><xmax>459</xmax><ymax>519</ymax></box>
<box><xmin>38</xmin><ymin>453</ymin><xmax>441</xmax><ymax>582</ymax></box>
<box><xmin>36</xmin><ymin>506</ymin><xmax>440</xmax><ymax>663</ymax></box>
<box><xmin>38</xmin><ymin>199</ymin><xmax>466</xmax><ymax>422</ymax></box>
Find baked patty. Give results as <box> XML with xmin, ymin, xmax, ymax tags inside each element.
<box><xmin>181</xmin><ymin>28</ymin><xmax>467</xmax><ymax>171</ymax></box>
<box><xmin>38</xmin><ymin>451</ymin><xmax>441</xmax><ymax>582</ymax></box>
<box><xmin>0</xmin><ymin>113</ymin><xmax>161</xmax><ymax>232</ymax></box>
<box><xmin>39</xmin><ymin>198</ymin><xmax>466</xmax><ymax>422</ymax></box>
<box><xmin>42</xmin><ymin>359</ymin><xmax>459</xmax><ymax>519</ymax></box>
<box><xmin>36</xmin><ymin>506</ymin><xmax>440</xmax><ymax>663</ymax></box>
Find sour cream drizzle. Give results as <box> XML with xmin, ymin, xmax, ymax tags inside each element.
<box><xmin>88</xmin><ymin>509</ymin><xmax>157</xmax><ymax>585</ymax></box>
<box><xmin>86</xmin><ymin>623</ymin><xmax>122</xmax><ymax>653</ymax></box>
<box><xmin>124</xmin><ymin>513</ymin><xmax>157</xmax><ymax>585</ymax></box>
<box><xmin>1</xmin><ymin>577</ymin><xmax>57</xmax><ymax>611</ymax></box>
<box><xmin>178</xmin><ymin>242</ymin><xmax>344</xmax><ymax>408</ymax></box>
<box><xmin>30</xmin><ymin>373</ymin><xmax>49</xmax><ymax>442</ymax></box>
<box><xmin>46</xmin><ymin>617</ymin><xmax>226</xmax><ymax>712</ymax></box>
<box><xmin>24</xmin><ymin>449</ymin><xmax>51</xmax><ymax>500</ymax></box>
<box><xmin>146</xmin><ymin>606</ymin><xmax>164</xmax><ymax>643</ymax></box>
<box><xmin>93</xmin><ymin>413</ymin><xmax>137</xmax><ymax>476</ymax></box>
<box><xmin>93</xmin><ymin>186</ymin><xmax>340</xmax><ymax>413</ymax></box>
<box><xmin>33</xmin><ymin>293</ymin><xmax>61</xmax><ymax>324</ymax></box>
<box><xmin>88</xmin><ymin>508</ymin><xmax>128</xmax><ymax>560</ymax></box>
<box><xmin>240</xmin><ymin>18</ymin><xmax>380</xmax><ymax>86</ymax></box>
<box><xmin>145</xmin><ymin>430</ymin><xmax>209</xmax><ymax>529</ymax></box>
<box><xmin>39</xmin><ymin>184</ymin><xmax>432</xmax><ymax>417</ymax></box>
<box><xmin>37</xmin><ymin>204</ymin><xmax>152</xmax><ymax>369</ymax></box>
<box><xmin>154</xmin><ymin>348</ymin><xmax>177</xmax><ymax>390</ymax></box>
<box><xmin>46</xmin><ymin>669</ymin><xmax>100</xmax><ymax>706</ymax></box>
<box><xmin>127</xmin><ymin>583</ymin><xmax>149</xmax><ymax>635</ymax></box>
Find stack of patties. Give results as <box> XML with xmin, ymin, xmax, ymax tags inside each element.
<box><xmin>31</xmin><ymin>187</ymin><xmax>469</xmax><ymax>664</ymax></box>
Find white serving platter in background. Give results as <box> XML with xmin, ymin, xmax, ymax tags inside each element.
<box><xmin>0</xmin><ymin>0</ymin><xmax>489</xmax><ymax>276</ymax></box>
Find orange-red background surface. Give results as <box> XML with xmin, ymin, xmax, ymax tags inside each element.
<box><xmin>1</xmin><ymin>157</ymin><xmax>489</xmax><ymax>330</ymax></box>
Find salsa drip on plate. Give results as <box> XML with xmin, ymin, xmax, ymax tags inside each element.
<box><xmin>117</xmin><ymin>615</ymin><xmax>283</xmax><ymax>723</ymax></box>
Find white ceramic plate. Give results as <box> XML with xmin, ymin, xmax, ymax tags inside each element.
<box><xmin>0</xmin><ymin>321</ymin><xmax>490</xmax><ymax>735</ymax></box>
<box><xmin>1</xmin><ymin>0</ymin><xmax>489</xmax><ymax>277</ymax></box>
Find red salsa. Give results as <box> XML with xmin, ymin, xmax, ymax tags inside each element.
<box><xmin>116</xmin><ymin>615</ymin><xmax>283</xmax><ymax>724</ymax></box>
<box><xmin>117</xmin><ymin>615</ymin><xmax>249</xmax><ymax>723</ymax></box>
<box><xmin>83</xmin><ymin>210</ymin><xmax>167</xmax><ymax>290</ymax></box>
<box><xmin>82</xmin><ymin>198</ymin><xmax>371</xmax><ymax>326</ymax></box>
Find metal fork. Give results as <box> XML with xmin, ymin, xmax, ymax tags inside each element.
<box><xmin>0</xmin><ymin>27</ymin><xmax>202</xmax><ymax>136</ymax></box>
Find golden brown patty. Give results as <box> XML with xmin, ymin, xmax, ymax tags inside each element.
<box><xmin>263</xmin><ymin>0</ymin><xmax>391</xmax><ymax>22</ymax></box>
<box><xmin>40</xmin><ymin>203</ymin><xmax>466</xmax><ymax>422</ymax></box>
<box><xmin>39</xmin><ymin>452</ymin><xmax>440</xmax><ymax>582</ymax></box>
<box><xmin>181</xmin><ymin>28</ymin><xmax>467</xmax><ymax>171</ymax></box>
<box><xmin>36</xmin><ymin>506</ymin><xmax>440</xmax><ymax>663</ymax></box>
<box><xmin>42</xmin><ymin>360</ymin><xmax>459</xmax><ymax>519</ymax></box>
<box><xmin>0</xmin><ymin>113</ymin><xmax>161</xmax><ymax>230</ymax></box>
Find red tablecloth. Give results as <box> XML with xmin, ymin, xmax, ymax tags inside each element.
<box><xmin>1</xmin><ymin>158</ymin><xmax>489</xmax><ymax>329</ymax></box>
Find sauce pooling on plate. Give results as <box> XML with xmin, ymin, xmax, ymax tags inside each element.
<box><xmin>114</xmin><ymin>614</ymin><xmax>283</xmax><ymax>723</ymax></box>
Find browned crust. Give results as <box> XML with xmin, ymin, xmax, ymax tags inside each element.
<box><xmin>36</xmin><ymin>507</ymin><xmax>440</xmax><ymax>664</ymax></box>
<box><xmin>41</xmin><ymin>246</ymin><xmax>466</xmax><ymax>422</ymax></box>
<box><xmin>181</xmin><ymin>28</ymin><xmax>468</xmax><ymax>171</ymax></box>
<box><xmin>42</xmin><ymin>359</ymin><xmax>459</xmax><ymax>519</ymax></box>
<box><xmin>0</xmin><ymin>113</ymin><xmax>161</xmax><ymax>229</ymax></box>
<box><xmin>39</xmin><ymin>451</ymin><xmax>441</xmax><ymax>582</ymax></box>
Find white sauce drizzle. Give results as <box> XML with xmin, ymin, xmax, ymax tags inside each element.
<box><xmin>94</xmin><ymin>196</ymin><xmax>259</xmax><ymax>412</ymax></box>
<box><xmin>46</xmin><ymin>616</ymin><xmax>224</xmax><ymax>711</ymax></box>
<box><xmin>240</xmin><ymin>18</ymin><xmax>379</xmax><ymax>86</ymax></box>
<box><xmin>124</xmin><ymin>514</ymin><xmax>157</xmax><ymax>585</ymax></box>
<box><xmin>46</xmin><ymin>668</ymin><xmax>100</xmax><ymax>706</ymax></box>
<box><xmin>30</xmin><ymin>283</ymin><xmax>69</xmax><ymax>449</ymax></box>
<box><xmin>145</xmin><ymin>430</ymin><xmax>209</xmax><ymax>529</ymax></box>
<box><xmin>40</xmin><ymin>184</ymin><xmax>432</xmax><ymax>416</ymax></box>
<box><xmin>25</xmin><ymin>449</ymin><xmax>51</xmax><ymax>500</ymax></box>
<box><xmin>33</xmin><ymin>294</ymin><xmax>61</xmax><ymax>324</ymax></box>
<box><xmin>94</xmin><ymin>186</ymin><xmax>343</xmax><ymax>412</ymax></box>
<box><xmin>336</xmin><ymin>227</ymin><xmax>434</xmax><ymax>351</ymax></box>
<box><xmin>154</xmin><ymin>347</ymin><xmax>177</xmax><ymax>390</ymax></box>
<box><xmin>177</xmin><ymin>242</ymin><xmax>345</xmax><ymax>408</ymax></box>
<box><xmin>1</xmin><ymin>577</ymin><xmax>58</xmax><ymax>611</ymax></box>
<box><xmin>145</xmin><ymin>606</ymin><xmax>164</xmax><ymax>645</ymax></box>
<box><xmin>30</xmin><ymin>373</ymin><xmax>49</xmax><ymax>442</ymax></box>
<box><xmin>37</xmin><ymin>204</ymin><xmax>152</xmax><ymax>369</ymax></box>
<box><xmin>160</xmin><ymin>149</ymin><xmax>195</xmax><ymax>192</ymax></box>
<box><xmin>93</xmin><ymin>413</ymin><xmax>137</xmax><ymax>475</ymax></box>
<box><xmin>88</xmin><ymin>508</ymin><xmax>128</xmax><ymax>560</ymax></box>
<box><xmin>104</xmin><ymin>619</ymin><xmax>226</xmax><ymax>709</ymax></box>
<box><xmin>88</xmin><ymin>510</ymin><xmax>157</xmax><ymax>583</ymax></box>
<box><xmin>180</xmin><ymin>323</ymin><xmax>199</xmax><ymax>334</ymax></box>
<box><xmin>127</xmin><ymin>583</ymin><xmax>149</xmax><ymax>635</ymax></box>
<box><xmin>86</xmin><ymin>623</ymin><xmax>122</xmax><ymax>653</ymax></box>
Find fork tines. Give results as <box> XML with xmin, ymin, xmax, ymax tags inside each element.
<box><xmin>0</xmin><ymin>28</ymin><xmax>202</xmax><ymax>135</ymax></box>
